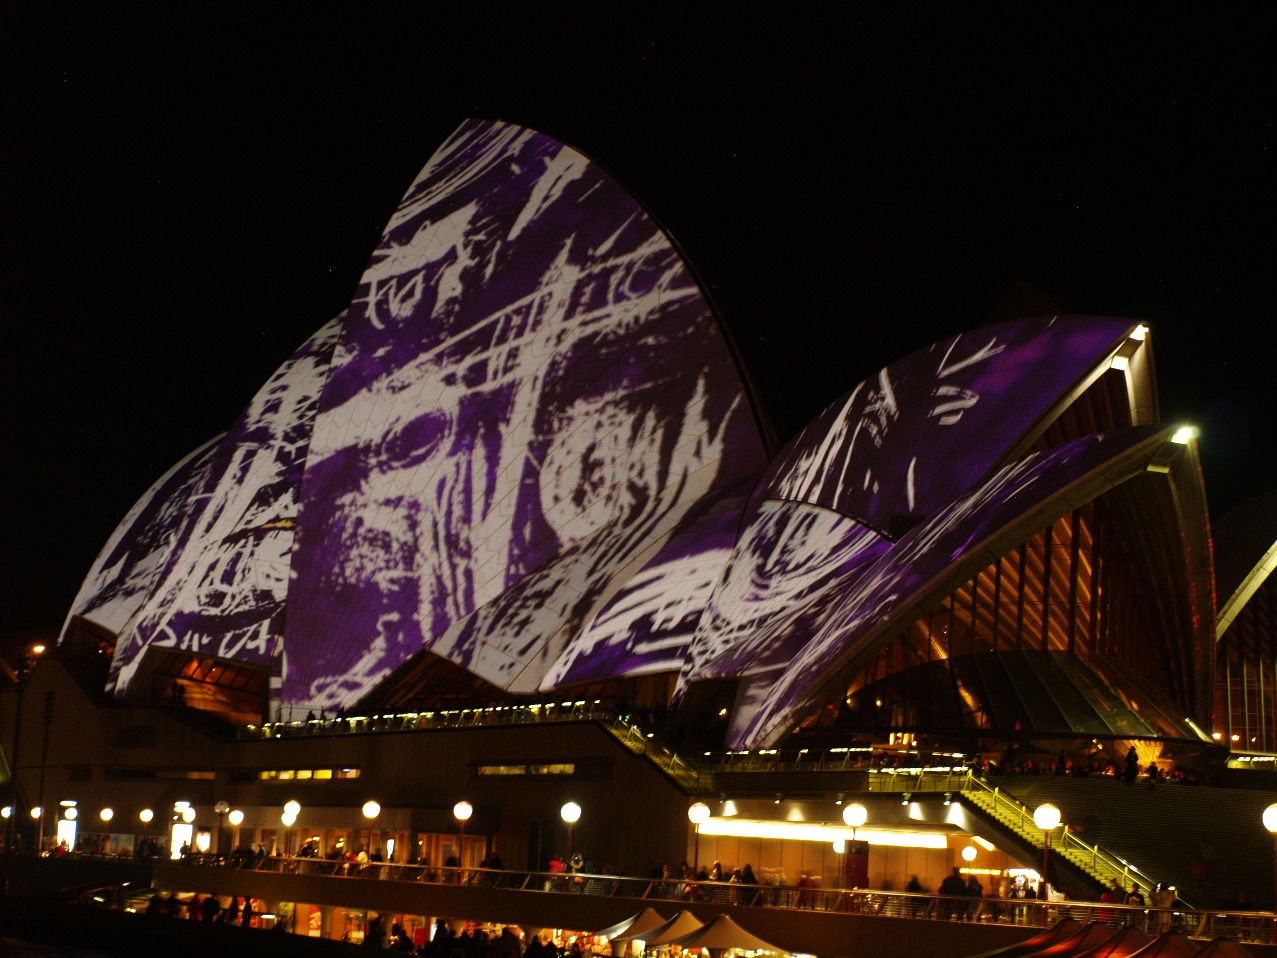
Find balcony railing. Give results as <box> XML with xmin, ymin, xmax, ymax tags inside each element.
<box><xmin>174</xmin><ymin>855</ymin><xmax>1277</xmax><ymax>947</ymax></box>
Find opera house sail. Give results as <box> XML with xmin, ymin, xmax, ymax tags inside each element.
<box><xmin>60</xmin><ymin>119</ymin><xmax>1214</xmax><ymax>756</ymax></box>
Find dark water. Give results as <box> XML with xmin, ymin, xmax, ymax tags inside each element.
<box><xmin>0</xmin><ymin>938</ymin><xmax>121</xmax><ymax>957</ymax></box>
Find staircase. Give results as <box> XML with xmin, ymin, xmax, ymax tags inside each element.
<box><xmin>599</xmin><ymin>717</ymin><xmax>703</xmax><ymax>791</ymax></box>
<box><xmin>963</xmin><ymin>774</ymin><xmax>1277</xmax><ymax>909</ymax></box>
<box><xmin>960</xmin><ymin>775</ymin><xmax>1158</xmax><ymax>898</ymax></box>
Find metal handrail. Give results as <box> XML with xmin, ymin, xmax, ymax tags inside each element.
<box><xmin>958</xmin><ymin>771</ymin><xmax>1162</xmax><ymax>894</ymax></box>
<box><xmin>165</xmin><ymin>856</ymin><xmax>1277</xmax><ymax>947</ymax></box>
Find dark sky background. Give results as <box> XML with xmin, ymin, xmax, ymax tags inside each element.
<box><xmin>3</xmin><ymin>7</ymin><xmax>1274</xmax><ymax>640</ymax></box>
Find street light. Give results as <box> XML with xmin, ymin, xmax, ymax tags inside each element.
<box><xmin>452</xmin><ymin>800</ymin><xmax>473</xmax><ymax>871</ymax></box>
<box><xmin>688</xmin><ymin>802</ymin><xmax>710</xmax><ymax>873</ymax></box>
<box><xmin>213</xmin><ymin>801</ymin><xmax>230</xmax><ymax>857</ymax></box>
<box><xmin>1032</xmin><ymin>803</ymin><xmax>1062</xmax><ymax>899</ymax></box>
<box><xmin>99</xmin><ymin>808</ymin><xmax>114</xmax><ymax>823</ymax></box>
<box><xmin>362</xmin><ymin>800</ymin><xmax>381</xmax><ymax>858</ymax></box>
<box><xmin>227</xmin><ymin>809</ymin><xmax>244</xmax><ymax>853</ymax></box>
<box><xmin>281</xmin><ymin>801</ymin><xmax>300</xmax><ymax>856</ymax></box>
<box><xmin>842</xmin><ymin>803</ymin><xmax>868</xmax><ymax>834</ymax></box>
<box><xmin>838</xmin><ymin>803</ymin><xmax>869</xmax><ymax>888</ymax></box>
<box><xmin>3</xmin><ymin>642</ymin><xmax>46</xmax><ymax>894</ymax></box>
<box><xmin>1262</xmin><ymin>804</ymin><xmax>1277</xmax><ymax>909</ymax></box>
<box><xmin>560</xmin><ymin>801</ymin><xmax>581</xmax><ymax>863</ymax></box>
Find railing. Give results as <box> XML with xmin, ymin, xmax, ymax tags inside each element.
<box><xmin>243</xmin><ymin>703</ymin><xmax>704</xmax><ymax>789</ymax></box>
<box><xmin>957</xmin><ymin>772</ymin><xmax>1162</xmax><ymax>895</ymax></box>
<box><xmin>241</xmin><ymin>700</ymin><xmax>615</xmax><ymax>740</ymax></box>
<box><xmin>241</xmin><ymin>711</ymin><xmax>976</xmax><ymax>786</ymax></box>
<box><xmin>597</xmin><ymin>719</ymin><xmax>702</xmax><ymax>790</ymax></box>
<box><xmin>234</xmin><ymin>706</ymin><xmax>1179</xmax><ymax>904</ymax></box>
<box><xmin>170</xmin><ymin>856</ymin><xmax>1277</xmax><ymax>947</ymax></box>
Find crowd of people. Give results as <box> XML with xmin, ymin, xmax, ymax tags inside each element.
<box><xmin>145</xmin><ymin>889</ymin><xmax>255</xmax><ymax>926</ymax></box>
<box><xmin>966</xmin><ymin>745</ymin><xmax>1203</xmax><ymax>786</ymax></box>
<box><xmin>643</xmin><ymin>859</ymin><xmax>761</xmax><ymax>902</ymax></box>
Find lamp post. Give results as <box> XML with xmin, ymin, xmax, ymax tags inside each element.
<box><xmin>1263</xmin><ymin>804</ymin><xmax>1277</xmax><ymax>909</ymax></box>
<box><xmin>213</xmin><ymin>801</ymin><xmax>230</xmax><ymax>858</ymax></box>
<box><xmin>452</xmin><ymin>800</ymin><xmax>473</xmax><ymax>872</ymax></box>
<box><xmin>3</xmin><ymin>643</ymin><xmax>45</xmax><ymax>894</ymax></box>
<box><xmin>1032</xmin><ymin>803</ymin><xmax>1062</xmax><ymax>900</ymax></box>
<box><xmin>560</xmin><ymin>801</ymin><xmax>581</xmax><ymax>864</ymax></box>
<box><xmin>139</xmin><ymin>808</ymin><xmax>153</xmax><ymax>855</ymax></box>
<box><xmin>841</xmin><ymin>803</ymin><xmax>868</xmax><ymax>888</ymax></box>
<box><xmin>842</xmin><ymin>802</ymin><xmax>868</xmax><ymax>838</ymax></box>
<box><xmin>227</xmin><ymin>808</ymin><xmax>244</xmax><ymax>854</ymax></box>
<box><xmin>688</xmin><ymin>802</ymin><xmax>710</xmax><ymax>873</ymax></box>
<box><xmin>281</xmin><ymin>800</ymin><xmax>300</xmax><ymax>856</ymax></box>
<box><xmin>362</xmin><ymin>800</ymin><xmax>381</xmax><ymax>859</ymax></box>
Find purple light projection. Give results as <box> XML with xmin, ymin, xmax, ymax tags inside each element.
<box><xmin>64</xmin><ymin>437</ymin><xmax>222</xmax><ymax>646</ymax></box>
<box><xmin>540</xmin><ymin>480</ymin><xmax>755</xmax><ymax>689</ymax></box>
<box><xmin>762</xmin><ymin>317</ymin><xmax>1137</xmax><ymax>532</ymax></box>
<box><xmin>284</xmin><ymin>120</ymin><xmax>767</xmax><ymax>707</ymax></box>
<box><xmin>729</xmin><ymin>427</ymin><xmax>1172</xmax><ymax>747</ymax></box>
<box><xmin>105</xmin><ymin>318</ymin><xmax>342</xmax><ymax>695</ymax></box>
<box><xmin>681</xmin><ymin>316</ymin><xmax>1135</xmax><ymax>707</ymax></box>
<box><xmin>64</xmin><ymin>116</ymin><xmax>1177</xmax><ymax>750</ymax></box>
<box><xmin>679</xmin><ymin>501</ymin><xmax>889</xmax><ymax>690</ymax></box>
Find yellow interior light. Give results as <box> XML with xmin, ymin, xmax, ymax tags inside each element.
<box><xmin>696</xmin><ymin>817</ymin><xmax>948</xmax><ymax>848</ymax></box>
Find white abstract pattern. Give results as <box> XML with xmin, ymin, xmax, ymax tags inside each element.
<box><xmin>680</xmin><ymin>501</ymin><xmax>887</xmax><ymax>689</ymax></box>
<box><xmin>107</xmin><ymin>318</ymin><xmax>341</xmax><ymax>694</ymax></box>
<box><xmin>730</xmin><ymin>429</ymin><xmax>1166</xmax><ymax>747</ymax></box>
<box><xmin>62</xmin><ymin>437</ymin><xmax>223</xmax><ymax>652</ymax></box>
<box><xmin>284</xmin><ymin>120</ymin><xmax>766</xmax><ymax>707</ymax></box>
<box><xmin>61</xmin><ymin>115</ymin><xmax>1164</xmax><ymax>751</ymax></box>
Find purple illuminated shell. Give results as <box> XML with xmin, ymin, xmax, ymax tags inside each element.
<box><xmin>282</xmin><ymin>120</ymin><xmax>768</xmax><ymax>706</ymax></box>
<box><xmin>102</xmin><ymin>319</ymin><xmax>342</xmax><ymax>695</ymax></box>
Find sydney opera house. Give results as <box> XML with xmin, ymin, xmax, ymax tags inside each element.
<box><xmin>7</xmin><ymin>119</ymin><xmax>1277</xmax><ymax>951</ymax></box>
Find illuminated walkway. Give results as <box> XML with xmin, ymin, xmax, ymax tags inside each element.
<box><xmin>153</xmin><ymin>858</ymin><xmax>1277</xmax><ymax>955</ymax></box>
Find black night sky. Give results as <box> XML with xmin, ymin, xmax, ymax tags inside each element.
<box><xmin>4</xmin><ymin>7</ymin><xmax>1275</xmax><ymax>640</ymax></box>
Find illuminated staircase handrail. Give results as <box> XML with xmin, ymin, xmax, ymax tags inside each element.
<box><xmin>958</xmin><ymin>770</ymin><xmax>1164</xmax><ymax>897</ymax></box>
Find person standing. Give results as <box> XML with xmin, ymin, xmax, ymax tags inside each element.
<box><xmin>965</xmin><ymin>874</ymin><xmax>984</xmax><ymax>921</ymax></box>
<box><xmin>1124</xmin><ymin>747</ymin><xmax>1140</xmax><ymax>785</ymax></box>
<box><xmin>1126</xmin><ymin>883</ymin><xmax>1145</xmax><ymax>928</ymax></box>
<box><xmin>1150</xmin><ymin>883</ymin><xmax>1176</xmax><ymax>933</ymax></box>
<box><xmin>940</xmin><ymin>867</ymin><xmax>967</xmax><ymax>920</ymax></box>
<box><xmin>1099</xmin><ymin>879</ymin><xmax>1120</xmax><ymax>924</ymax></box>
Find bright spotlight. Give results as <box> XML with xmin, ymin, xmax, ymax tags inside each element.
<box><xmin>1032</xmin><ymin>804</ymin><xmax>1062</xmax><ymax>831</ymax></box>
<box><xmin>1171</xmin><ymin>425</ymin><xmax>1199</xmax><ymax>445</ymax></box>
<box><xmin>842</xmin><ymin>803</ymin><xmax>868</xmax><ymax>828</ymax></box>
